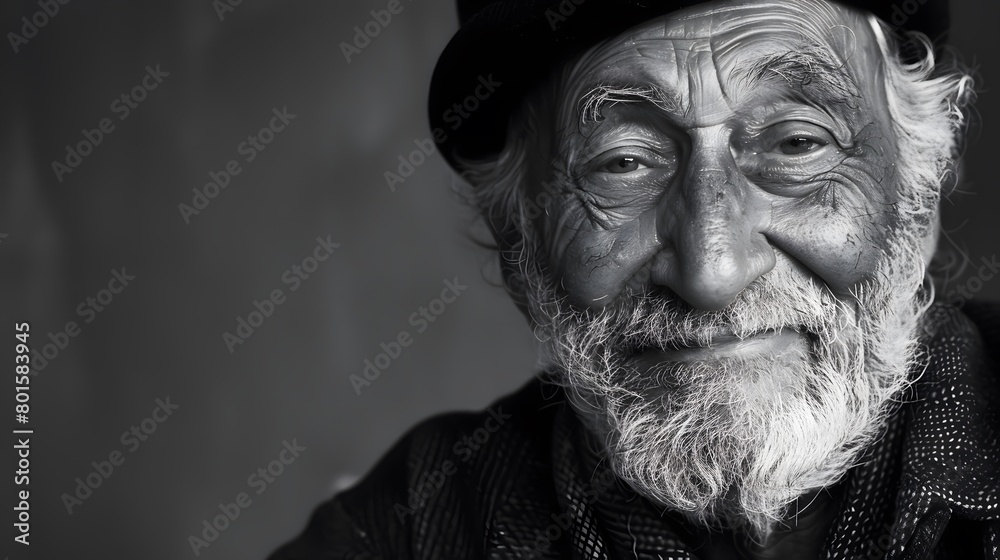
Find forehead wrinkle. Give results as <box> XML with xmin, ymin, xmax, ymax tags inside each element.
<box><xmin>558</xmin><ymin>0</ymin><xmax>871</xmax><ymax>136</ymax></box>
<box><xmin>568</xmin><ymin>42</ymin><xmax>743</xmax><ymax>132</ymax></box>
<box><xmin>663</xmin><ymin>0</ymin><xmax>854</xmax><ymax>41</ymax></box>
<box><xmin>631</xmin><ymin>39</ymin><xmax>727</xmax><ymax>119</ymax></box>
<box><xmin>705</xmin><ymin>30</ymin><xmax>740</xmax><ymax>122</ymax></box>
<box><xmin>638</xmin><ymin>0</ymin><xmax>866</xmax><ymax>96</ymax></box>
<box><xmin>668</xmin><ymin>38</ymin><xmax>737</xmax><ymax>124</ymax></box>
<box><xmin>708</xmin><ymin>18</ymin><xmax>861</xmax><ymax>107</ymax></box>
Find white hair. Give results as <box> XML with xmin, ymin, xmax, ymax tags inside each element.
<box><xmin>451</xmin><ymin>14</ymin><xmax>975</xmax><ymax>540</ymax></box>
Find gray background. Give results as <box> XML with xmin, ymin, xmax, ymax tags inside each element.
<box><xmin>2</xmin><ymin>1</ymin><xmax>997</xmax><ymax>559</ymax></box>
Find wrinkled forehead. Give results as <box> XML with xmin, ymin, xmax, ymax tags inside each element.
<box><xmin>629</xmin><ymin>0</ymin><xmax>866</xmax><ymax>54</ymax></box>
<box><xmin>556</xmin><ymin>0</ymin><xmax>882</xmax><ymax>120</ymax></box>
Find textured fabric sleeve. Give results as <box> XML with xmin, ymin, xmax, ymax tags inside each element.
<box><xmin>266</xmin><ymin>411</ymin><xmax>489</xmax><ymax>560</ymax></box>
<box><xmin>266</xmin><ymin>497</ymin><xmax>384</xmax><ymax>560</ymax></box>
<box><xmin>265</xmin><ymin>431</ymin><xmax>415</xmax><ymax>560</ymax></box>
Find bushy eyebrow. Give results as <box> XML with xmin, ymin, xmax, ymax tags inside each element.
<box><xmin>736</xmin><ymin>47</ymin><xmax>861</xmax><ymax>106</ymax></box>
<box><xmin>577</xmin><ymin>83</ymin><xmax>682</xmax><ymax>126</ymax></box>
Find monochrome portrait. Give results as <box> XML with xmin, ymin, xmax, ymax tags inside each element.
<box><xmin>7</xmin><ymin>0</ymin><xmax>999</xmax><ymax>559</ymax></box>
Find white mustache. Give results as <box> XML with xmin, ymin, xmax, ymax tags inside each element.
<box><xmin>575</xmin><ymin>274</ymin><xmax>849</xmax><ymax>357</ymax></box>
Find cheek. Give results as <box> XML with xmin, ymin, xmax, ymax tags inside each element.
<box><xmin>766</xmin><ymin>157</ymin><xmax>900</xmax><ymax>293</ymax></box>
<box><xmin>773</xmin><ymin>208</ymin><xmax>887</xmax><ymax>290</ymax></box>
<box><xmin>543</xmin><ymin>197</ymin><xmax>660</xmax><ymax>307</ymax></box>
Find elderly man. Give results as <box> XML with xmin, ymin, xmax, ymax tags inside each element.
<box><xmin>272</xmin><ymin>0</ymin><xmax>998</xmax><ymax>558</ymax></box>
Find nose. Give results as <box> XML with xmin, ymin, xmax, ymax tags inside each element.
<box><xmin>650</xmin><ymin>127</ymin><xmax>775</xmax><ymax>310</ymax></box>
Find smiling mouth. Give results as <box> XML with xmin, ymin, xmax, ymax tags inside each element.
<box><xmin>630</xmin><ymin>326</ymin><xmax>810</xmax><ymax>363</ymax></box>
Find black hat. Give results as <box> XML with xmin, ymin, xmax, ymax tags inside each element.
<box><xmin>428</xmin><ymin>0</ymin><xmax>949</xmax><ymax>170</ymax></box>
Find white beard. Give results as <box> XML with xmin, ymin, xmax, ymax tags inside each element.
<box><xmin>523</xmin><ymin>236</ymin><xmax>931</xmax><ymax>539</ymax></box>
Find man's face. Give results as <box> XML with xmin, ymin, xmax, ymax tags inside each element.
<box><xmin>518</xmin><ymin>0</ymin><xmax>937</xmax><ymax>538</ymax></box>
<box><xmin>540</xmin><ymin>0</ymin><xmax>903</xmax><ymax>313</ymax></box>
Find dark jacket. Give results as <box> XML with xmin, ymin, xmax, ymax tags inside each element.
<box><xmin>270</xmin><ymin>302</ymin><xmax>1000</xmax><ymax>559</ymax></box>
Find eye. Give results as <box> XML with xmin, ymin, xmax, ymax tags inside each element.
<box><xmin>778</xmin><ymin>136</ymin><xmax>826</xmax><ymax>155</ymax></box>
<box><xmin>602</xmin><ymin>155</ymin><xmax>646</xmax><ymax>173</ymax></box>
<box><xmin>585</xmin><ymin>144</ymin><xmax>678</xmax><ymax>178</ymax></box>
